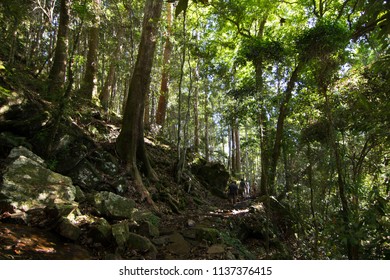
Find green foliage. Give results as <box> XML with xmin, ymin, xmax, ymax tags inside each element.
<box><xmin>295</xmin><ymin>20</ymin><xmax>350</xmax><ymax>61</ymax></box>
<box><xmin>238</xmin><ymin>37</ymin><xmax>285</xmax><ymax>64</ymax></box>
<box><xmin>0</xmin><ymin>86</ymin><xmax>12</xmax><ymax>98</ymax></box>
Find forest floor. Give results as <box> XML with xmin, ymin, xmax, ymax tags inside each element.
<box><xmin>0</xmin><ymin>195</ymin><xmax>265</xmax><ymax>260</ymax></box>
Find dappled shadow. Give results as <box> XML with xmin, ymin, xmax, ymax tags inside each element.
<box><xmin>0</xmin><ymin>223</ymin><xmax>91</xmax><ymax>259</ymax></box>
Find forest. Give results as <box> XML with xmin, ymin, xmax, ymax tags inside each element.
<box><xmin>0</xmin><ymin>0</ymin><xmax>389</xmax><ymax>260</ymax></box>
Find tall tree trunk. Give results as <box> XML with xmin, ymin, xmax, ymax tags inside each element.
<box><xmin>234</xmin><ymin>123</ymin><xmax>241</xmax><ymax>174</ymax></box>
<box><xmin>230</xmin><ymin>124</ymin><xmax>236</xmax><ymax>173</ymax></box>
<box><xmin>79</xmin><ymin>0</ymin><xmax>100</xmax><ymax>100</ymax></box>
<box><xmin>176</xmin><ymin>9</ymin><xmax>187</xmax><ymax>171</ymax></box>
<box><xmin>47</xmin><ymin>0</ymin><xmax>70</xmax><ymax>100</ymax></box>
<box><xmin>99</xmin><ymin>28</ymin><xmax>123</xmax><ymax>111</ymax></box>
<box><xmin>156</xmin><ymin>2</ymin><xmax>173</xmax><ymax>128</ymax></box>
<box><xmin>176</xmin><ymin>51</ymin><xmax>193</xmax><ymax>183</ymax></box>
<box><xmin>255</xmin><ymin>60</ymin><xmax>268</xmax><ymax>195</ymax></box>
<box><xmin>323</xmin><ymin>86</ymin><xmax>358</xmax><ymax>260</ymax></box>
<box><xmin>116</xmin><ymin>0</ymin><xmax>162</xmax><ymax>205</ymax></box>
<box><xmin>204</xmin><ymin>91</ymin><xmax>210</xmax><ymax>161</ymax></box>
<box><xmin>99</xmin><ymin>59</ymin><xmax>115</xmax><ymax>110</ymax></box>
<box><xmin>307</xmin><ymin>142</ymin><xmax>319</xmax><ymax>258</ymax></box>
<box><xmin>228</xmin><ymin>125</ymin><xmax>232</xmax><ymax>172</ymax></box>
<box><xmin>268</xmin><ymin>63</ymin><xmax>302</xmax><ymax>194</ymax></box>
<box><xmin>193</xmin><ymin>62</ymin><xmax>200</xmax><ymax>154</ymax></box>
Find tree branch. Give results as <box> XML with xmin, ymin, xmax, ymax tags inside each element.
<box><xmin>352</xmin><ymin>13</ymin><xmax>389</xmax><ymax>40</ymax></box>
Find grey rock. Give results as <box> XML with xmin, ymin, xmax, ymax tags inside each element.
<box><xmin>1</xmin><ymin>147</ymin><xmax>77</xmax><ymax>212</ymax></box>
<box><xmin>93</xmin><ymin>191</ymin><xmax>135</xmax><ymax>219</ymax></box>
<box><xmin>56</xmin><ymin>217</ymin><xmax>81</xmax><ymax>241</ymax></box>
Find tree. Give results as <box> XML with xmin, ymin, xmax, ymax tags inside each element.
<box><xmin>155</xmin><ymin>2</ymin><xmax>174</xmax><ymax>128</ymax></box>
<box><xmin>78</xmin><ymin>0</ymin><xmax>100</xmax><ymax>100</ymax></box>
<box><xmin>47</xmin><ymin>0</ymin><xmax>70</xmax><ymax>100</ymax></box>
<box><xmin>99</xmin><ymin>27</ymin><xmax>124</xmax><ymax>111</ymax></box>
<box><xmin>116</xmin><ymin>0</ymin><xmax>163</xmax><ymax>205</ymax></box>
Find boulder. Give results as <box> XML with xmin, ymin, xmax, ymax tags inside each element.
<box><xmin>1</xmin><ymin>146</ymin><xmax>77</xmax><ymax>212</ymax></box>
<box><xmin>93</xmin><ymin>191</ymin><xmax>135</xmax><ymax>220</ymax></box>
<box><xmin>136</xmin><ymin>221</ymin><xmax>159</xmax><ymax>238</ymax></box>
<box><xmin>25</xmin><ymin>202</ymin><xmax>79</xmax><ymax>228</ymax></box>
<box><xmin>191</xmin><ymin>159</ymin><xmax>229</xmax><ymax>198</ymax></box>
<box><xmin>67</xmin><ymin>159</ymin><xmax>103</xmax><ymax>189</ymax></box>
<box><xmin>112</xmin><ymin>222</ymin><xmax>156</xmax><ymax>258</ymax></box>
<box><xmin>165</xmin><ymin>232</ymin><xmax>191</xmax><ymax>256</ymax></box>
<box><xmin>56</xmin><ymin>217</ymin><xmax>81</xmax><ymax>241</ymax></box>
<box><xmin>132</xmin><ymin>210</ymin><xmax>160</xmax><ymax>237</ymax></box>
<box><xmin>86</xmin><ymin>217</ymin><xmax>113</xmax><ymax>245</ymax></box>
<box><xmin>195</xmin><ymin>227</ymin><xmax>221</xmax><ymax>244</ymax></box>
<box><xmin>112</xmin><ymin>221</ymin><xmax>130</xmax><ymax>247</ymax></box>
<box><xmin>7</xmin><ymin>145</ymin><xmax>45</xmax><ymax>166</ymax></box>
<box><xmin>127</xmin><ymin>232</ymin><xmax>157</xmax><ymax>254</ymax></box>
<box><xmin>54</xmin><ymin>138</ymin><xmax>121</xmax><ymax>192</ymax></box>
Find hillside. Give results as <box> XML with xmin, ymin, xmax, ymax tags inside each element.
<box><xmin>0</xmin><ymin>60</ymin><xmax>294</xmax><ymax>260</ymax></box>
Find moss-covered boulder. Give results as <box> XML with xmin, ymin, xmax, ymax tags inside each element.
<box><xmin>85</xmin><ymin>217</ymin><xmax>112</xmax><ymax>243</ymax></box>
<box><xmin>127</xmin><ymin>232</ymin><xmax>156</xmax><ymax>253</ymax></box>
<box><xmin>112</xmin><ymin>221</ymin><xmax>130</xmax><ymax>247</ymax></box>
<box><xmin>0</xmin><ymin>146</ymin><xmax>77</xmax><ymax>212</ymax></box>
<box><xmin>56</xmin><ymin>216</ymin><xmax>81</xmax><ymax>241</ymax></box>
<box><xmin>130</xmin><ymin>210</ymin><xmax>160</xmax><ymax>238</ymax></box>
<box><xmin>195</xmin><ymin>227</ymin><xmax>221</xmax><ymax>244</ymax></box>
<box><xmin>93</xmin><ymin>191</ymin><xmax>135</xmax><ymax>220</ymax></box>
<box><xmin>191</xmin><ymin>159</ymin><xmax>229</xmax><ymax>198</ymax></box>
<box><xmin>165</xmin><ymin>232</ymin><xmax>191</xmax><ymax>256</ymax></box>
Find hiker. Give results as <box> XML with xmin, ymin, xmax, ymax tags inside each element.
<box><xmin>245</xmin><ymin>180</ymin><xmax>251</xmax><ymax>198</ymax></box>
<box><xmin>227</xmin><ymin>180</ymin><xmax>238</xmax><ymax>205</ymax></box>
<box><xmin>239</xmin><ymin>178</ymin><xmax>246</xmax><ymax>199</ymax></box>
<box><xmin>251</xmin><ymin>181</ymin><xmax>258</xmax><ymax>197</ymax></box>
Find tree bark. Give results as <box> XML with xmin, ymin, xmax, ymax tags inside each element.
<box><xmin>156</xmin><ymin>2</ymin><xmax>173</xmax><ymax>127</ymax></box>
<box><xmin>116</xmin><ymin>0</ymin><xmax>162</xmax><ymax>204</ymax></box>
<box><xmin>79</xmin><ymin>0</ymin><xmax>100</xmax><ymax>100</ymax></box>
<box><xmin>234</xmin><ymin>123</ymin><xmax>241</xmax><ymax>174</ymax></box>
<box><xmin>99</xmin><ymin>28</ymin><xmax>123</xmax><ymax>111</ymax></box>
<box><xmin>268</xmin><ymin>63</ymin><xmax>302</xmax><ymax>194</ymax></box>
<box><xmin>204</xmin><ymin>90</ymin><xmax>210</xmax><ymax>161</ymax></box>
<box><xmin>323</xmin><ymin>85</ymin><xmax>358</xmax><ymax>260</ymax></box>
<box><xmin>193</xmin><ymin>63</ymin><xmax>200</xmax><ymax>154</ymax></box>
<box><xmin>47</xmin><ymin>0</ymin><xmax>70</xmax><ymax>100</ymax></box>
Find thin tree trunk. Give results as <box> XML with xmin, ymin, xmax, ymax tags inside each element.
<box><xmin>323</xmin><ymin>87</ymin><xmax>358</xmax><ymax>260</ymax></box>
<box><xmin>228</xmin><ymin>125</ymin><xmax>232</xmax><ymax>172</ymax></box>
<box><xmin>176</xmin><ymin>10</ymin><xmax>187</xmax><ymax>166</ymax></box>
<box><xmin>204</xmin><ymin>90</ymin><xmax>210</xmax><ymax>161</ymax></box>
<box><xmin>234</xmin><ymin>123</ymin><xmax>241</xmax><ymax>174</ymax></box>
<box><xmin>99</xmin><ymin>28</ymin><xmax>123</xmax><ymax>111</ymax></box>
<box><xmin>269</xmin><ymin>63</ymin><xmax>302</xmax><ymax>194</ymax></box>
<box><xmin>176</xmin><ymin>51</ymin><xmax>193</xmax><ymax>183</ymax></box>
<box><xmin>193</xmin><ymin>62</ymin><xmax>200</xmax><ymax>154</ymax></box>
<box><xmin>156</xmin><ymin>2</ymin><xmax>173</xmax><ymax>128</ymax></box>
<box><xmin>231</xmin><ymin>124</ymin><xmax>236</xmax><ymax>173</ymax></box>
<box><xmin>307</xmin><ymin>142</ymin><xmax>319</xmax><ymax>258</ymax></box>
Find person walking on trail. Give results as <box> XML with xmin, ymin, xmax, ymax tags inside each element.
<box><xmin>245</xmin><ymin>180</ymin><xmax>251</xmax><ymax>198</ymax></box>
<box><xmin>227</xmin><ymin>180</ymin><xmax>238</xmax><ymax>205</ymax></box>
<box><xmin>239</xmin><ymin>179</ymin><xmax>246</xmax><ymax>199</ymax></box>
